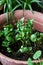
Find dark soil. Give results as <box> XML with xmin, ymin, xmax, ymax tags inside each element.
<box><xmin>0</xmin><ymin>35</ymin><xmax>43</xmax><ymax>61</ymax></box>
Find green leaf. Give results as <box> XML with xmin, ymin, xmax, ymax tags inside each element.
<box><xmin>40</xmin><ymin>62</ymin><xmax>43</xmax><ymax>65</ymax></box>
<box><xmin>0</xmin><ymin>1</ymin><xmax>3</xmax><ymax>6</ymax></box>
<box><xmin>40</xmin><ymin>33</ymin><xmax>43</xmax><ymax>37</ymax></box>
<box><xmin>33</xmin><ymin>50</ymin><xmax>42</xmax><ymax>60</ymax></box>
<box><xmin>30</xmin><ymin>0</ymin><xmax>41</xmax><ymax>3</ymax></box>
<box><xmin>29</xmin><ymin>47</ymin><xmax>32</xmax><ymax>51</ymax></box>
<box><xmin>7</xmin><ymin>47</ymin><xmax>12</xmax><ymax>53</ymax></box>
<box><xmin>19</xmin><ymin>46</ymin><xmax>28</xmax><ymax>53</ymax></box>
<box><xmin>24</xmin><ymin>2</ymin><xmax>26</xmax><ymax>10</ymax></box>
<box><xmin>20</xmin><ymin>17</ymin><xmax>24</xmax><ymax>23</ymax></box>
<box><xmin>10</xmin><ymin>4</ymin><xmax>20</xmax><ymax>13</ymax></box>
<box><xmin>15</xmin><ymin>34</ymin><xmax>21</xmax><ymax>40</ymax></box>
<box><xmin>0</xmin><ymin>30</ymin><xmax>3</xmax><ymax>37</ymax></box>
<box><xmin>28</xmin><ymin>4</ymin><xmax>33</xmax><ymax>13</ymax></box>
<box><xmin>2</xmin><ymin>41</ymin><xmax>10</xmax><ymax>47</ymax></box>
<box><xmin>4</xmin><ymin>3</ymin><xmax>6</xmax><ymax>13</ymax></box>
<box><xmin>30</xmin><ymin>34</ymin><xmax>37</xmax><ymax>42</ymax></box>
<box><xmin>6</xmin><ymin>35</ymin><xmax>14</xmax><ymax>42</ymax></box>
<box><xmin>28</xmin><ymin>58</ymin><xmax>33</xmax><ymax>65</ymax></box>
<box><xmin>0</xmin><ymin>0</ymin><xmax>4</xmax><ymax>6</ymax></box>
<box><xmin>16</xmin><ymin>0</ymin><xmax>22</xmax><ymax>8</ymax></box>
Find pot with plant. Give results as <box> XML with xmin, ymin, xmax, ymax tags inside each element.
<box><xmin>0</xmin><ymin>16</ymin><xmax>43</xmax><ymax>65</ymax></box>
<box><xmin>0</xmin><ymin>0</ymin><xmax>43</xmax><ymax>65</ymax></box>
<box><xmin>0</xmin><ymin>0</ymin><xmax>43</xmax><ymax>29</ymax></box>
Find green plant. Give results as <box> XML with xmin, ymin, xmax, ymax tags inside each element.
<box><xmin>0</xmin><ymin>0</ymin><xmax>20</xmax><ymax>12</ymax></box>
<box><xmin>0</xmin><ymin>18</ymin><xmax>43</xmax><ymax>65</ymax></box>
<box><xmin>16</xmin><ymin>0</ymin><xmax>43</xmax><ymax>11</ymax></box>
<box><xmin>0</xmin><ymin>0</ymin><xmax>43</xmax><ymax>13</ymax></box>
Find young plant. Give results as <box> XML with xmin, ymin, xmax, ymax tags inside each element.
<box><xmin>1</xmin><ymin>24</ymin><xmax>15</xmax><ymax>53</ymax></box>
<box><xmin>15</xmin><ymin>18</ymin><xmax>34</xmax><ymax>53</ymax></box>
<box><xmin>0</xmin><ymin>18</ymin><xmax>43</xmax><ymax>65</ymax></box>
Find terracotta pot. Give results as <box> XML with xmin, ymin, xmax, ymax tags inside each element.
<box><xmin>0</xmin><ymin>53</ymin><xmax>43</xmax><ymax>65</ymax></box>
<box><xmin>0</xmin><ymin>6</ymin><xmax>3</xmax><ymax>11</ymax></box>
<box><xmin>0</xmin><ymin>10</ymin><xmax>43</xmax><ymax>65</ymax></box>
<box><xmin>0</xmin><ymin>10</ymin><xmax>43</xmax><ymax>32</ymax></box>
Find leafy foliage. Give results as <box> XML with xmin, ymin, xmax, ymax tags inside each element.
<box><xmin>0</xmin><ymin>18</ymin><xmax>43</xmax><ymax>65</ymax></box>
<box><xmin>0</xmin><ymin>0</ymin><xmax>43</xmax><ymax>13</ymax></box>
<box><xmin>15</xmin><ymin>0</ymin><xmax>43</xmax><ymax>11</ymax></box>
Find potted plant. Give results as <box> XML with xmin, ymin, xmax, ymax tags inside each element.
<box><xmin>0</xmin><ymin>16</ymin><xmax>43</xmax><ymax>65</ymax></box>
<box><xmin>0</xmin><ymin>0</ymin><xmax>43</xmax><ymax>65</ymax></box>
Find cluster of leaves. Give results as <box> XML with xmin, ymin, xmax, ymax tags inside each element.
<box><xmin>0</xmin><ymin>0</ymin><xmax>20</xmax><ymax>13</ymax></box>
<box><xmin>28</xmin><ymin>50</ymin><xmax>42</xmax><ymax>65</ymax></box>
<box><xmin>0</xmin><ymin>18</ymin><xmax>43</xmax><ymax>65</ymax></box>
<box><xmin>15</xmin><ymin>18</ymin><xmax>34</xmax><ymax>53</ymax></box>
<box><xmin>0</xmin><ymin>0</ymin><xmax>43</xmax><ymax>13</ymax></box>
<box><xmin>0</xmin><ymin>24</ymin><xmax>15</xmax><ymax>53</ymax></box>
<box><xmin>15</xmin><ymin>0</ymin><xmax>43</xmax><ymax>11</ymax></box>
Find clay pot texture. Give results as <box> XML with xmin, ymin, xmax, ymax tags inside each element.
<box><xmin>0</xmin><ymin>10</ymin><xmax>43</xmax><ymax>65</ymax></box>
<box><xmin>0</xmin><ymin>53</ymin><xmax>43</xmax><ymax>65</ymax></box>
<box><xmin>0</xmin><ymin>10</ymin><xmax>43</xmax><ymax>32</ymax></box>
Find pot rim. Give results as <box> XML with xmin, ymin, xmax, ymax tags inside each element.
<box><xmin>0</xmin><ymin>53</ymin><xmax>43</xmax><ymax>64</ymax></box>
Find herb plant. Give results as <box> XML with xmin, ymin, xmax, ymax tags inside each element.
<box><xmin>0</xmin><ymin>18</ymin><xmax>43</xmax><ymax>65</ymax></box>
